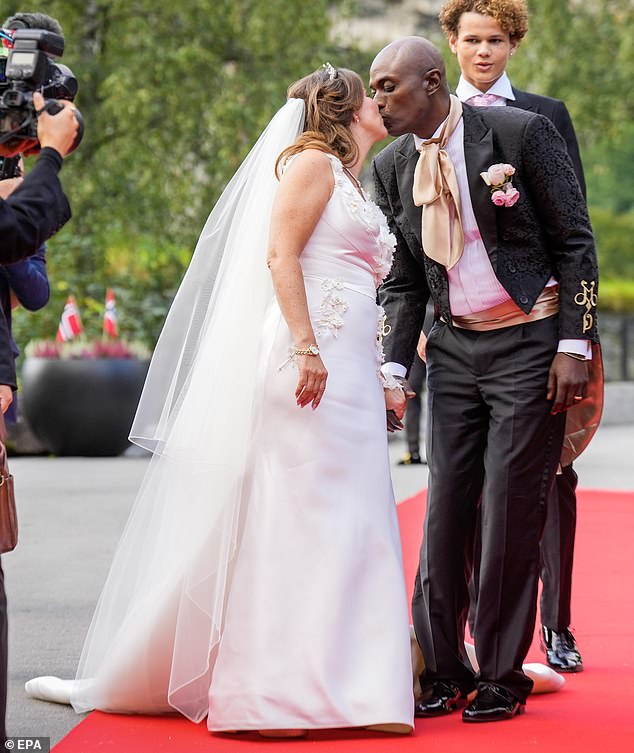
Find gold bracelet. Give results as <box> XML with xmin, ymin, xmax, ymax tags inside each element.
<box><xmin>295</xmin><ymin>344</ymin><xmax>320</xmax><ymax>356</ymax></box>
<box><xmin>561</xmin><ymin>351</ymin><xmax>586</xmax><ymax>362</ymax></box>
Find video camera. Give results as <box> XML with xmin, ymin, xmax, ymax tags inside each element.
<box><xmin>0</xmin><ymin>27</ymin><xmax>83</xmax><ymax>165</ymax></box>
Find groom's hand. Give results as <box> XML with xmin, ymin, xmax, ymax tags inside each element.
<box><xmin>384</xmin><ymin>376</ymin><xmax>415</xmax><ymax>432</ymax></box>
<box><xmin>547</xmin><ymin>353</ymin><xmax>589</xmax><ymax>414</ymax></box>
<box><xmin>386</xmin><ymin>409</ymin><xmax>404</xmax><ymax>432</ymax></box>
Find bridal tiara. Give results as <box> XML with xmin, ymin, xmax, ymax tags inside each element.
<box><xmin>323</xmin><ymin>62</ymin><xmax>337</xmax><ymax>81</ymax></box>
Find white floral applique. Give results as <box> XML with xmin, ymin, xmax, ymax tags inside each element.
<box><xmin>371</xmin><ymin>216</ymin><xmax>396</xmax><ymax>285</ymax></box>
<box><xmin>315</xmin><ymin>278</ymin><xmax>349</xmax><ymax>337</ymax></box>
<box><xmin>328</xmin><ymin>155</ymin><xmax>397</xmax><ymax>285</ymax></box>
<box><xmin>333</xmin><ymin>163</ymin><xmax>365</xmax><ymax>224</ymax></box>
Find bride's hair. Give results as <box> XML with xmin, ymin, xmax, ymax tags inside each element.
<box><xmin>275</xmin><ymin>67</ymin><xmax>365</xmax><ymax>176</ymax></box>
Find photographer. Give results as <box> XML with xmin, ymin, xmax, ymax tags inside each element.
<box><xmin>0</xmin><ymin>191</ymin><xmax>50</xmax><ymax>422</ymax></box>
<box><xmin>0</xmin><ymin>95</ymin><xmax>76</xmax><ymax>742</ymax></box>
<box><xmin>0</xmin><ymin>92</ymin><xmax>77</xmax><ymax>264</ymax></box>
<box><xmin>0</xmin><ymin>11</ymin><xmax>66</xmax><ymax>416</ymax></box>
<box><xmin>0</xmin><ymin>12</ymin><xmax>78</xmax><ymax>739</ymax></box>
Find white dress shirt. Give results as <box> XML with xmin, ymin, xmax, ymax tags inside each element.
<box><xmin>456</xmin><ymin>72</ymin><xmax>515</xmax><ymax>105</ymax></box>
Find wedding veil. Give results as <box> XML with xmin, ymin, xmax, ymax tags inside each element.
<box><xmin>71</xmin><ymin>99</ymin><xmax>306</xmax><ymax>721</ymax></box>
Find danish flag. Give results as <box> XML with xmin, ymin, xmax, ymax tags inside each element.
<box><xmin>56</xmin><ymin>295</ymin><xmax>83</xmax><ymax>342</ymax></box>
<box><xmin>103</xmin><ymin>288</ymin><xmax>118</xmax><ymax>338</ymax></box>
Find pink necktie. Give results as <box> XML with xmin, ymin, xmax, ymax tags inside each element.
<box><xmin>466</xmin><ymin>93</ymin><xmax>503</xmax><ymax>107</ymax></box>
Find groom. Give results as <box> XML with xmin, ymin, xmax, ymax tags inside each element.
<box><xmin>370</xmin><ymin>37</ymin><xmax>598</xmax><ymax>721</ymax></box>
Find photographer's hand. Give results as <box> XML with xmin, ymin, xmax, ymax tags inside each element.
<box><xmin>34</xmin><ymin>92</ymin><xmax>78</xmax><ymax>158</ymax></box>
<box><xmin>0</xmin><ymin>385</ymin><xmax>13</xmax><ymax>414</ymax></box>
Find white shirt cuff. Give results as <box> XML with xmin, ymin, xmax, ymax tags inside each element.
<box><xmin>381</xmin><ymin>362</ymin><xmax>408</xmax><ymax>378</ymax></box>
<box><xmin>558</xmin><ymin>339</ymin><xmax>592</xmax><ymax>361</ymax></box>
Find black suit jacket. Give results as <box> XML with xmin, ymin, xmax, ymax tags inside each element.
<box><xmin>0</xmin><ymin>148</ymin><xmax>71</xmax><ymax>265</ymax></box>
<box><xmin>0</xmin><ymin>147</ymin><xmax>70</xmax><ymax>388</ymax></box>
<box><xmin>508</xmin><ymin>87</ymin><xmax>586</xmax><ymax>198</ymax></box>
<box><xmin>373</xmin><ymin>105</ymin><xmax>598</xmax><ymax>370</ymax></box>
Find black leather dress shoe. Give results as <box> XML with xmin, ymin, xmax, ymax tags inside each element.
<box><xmin>541</xmin><ymin>626</ymin><xmax>583</xmax><ymax>672</ymax></box>
<box><xmin>462</xmin><ymin>683</ymin><xmax>523</xmax><ymax>723</ymax></box>
<box><xmin>415</xmin><ymin>680</ymin><xmax>467</xmax><ymax>717</ymax></box>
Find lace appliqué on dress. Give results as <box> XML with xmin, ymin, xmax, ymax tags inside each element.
<box><xmin>373</xmin><ymin>220</ymin><xmax>397</xmax><ymax>285</ymax></box>
<box><xmin>278</xmin><ymin>279</ymin><xmax>348</xmax><ymax>371</ymax></box>
<box><xmin>315</xmin><ymin>278</ymin><xmax>349</xmax><ymax>337</ymax></box>
<box><xmin>327</xmin><ymin>155</ymin><xmax>396</xmax><ymax>286</ymax></box>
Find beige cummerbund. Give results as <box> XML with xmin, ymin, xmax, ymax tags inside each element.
<box><xmin>452</xmin><ymin>285</ymin><xmax>559</xmax><ymax>332</ymax></box>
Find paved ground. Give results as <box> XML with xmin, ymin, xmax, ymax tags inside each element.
<box><xmin>3</xmin><ymin>422</ymin><xmax>633</xmax><ymax>747</ymax></box>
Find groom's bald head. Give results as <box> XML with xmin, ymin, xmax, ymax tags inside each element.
<box><xmin>370</xmin><ymin>36</ymin><xmax>450</xmax><ymax>138</ymax></box>
<box><xmin>374</xmin><ymin>36</ymin><xmax>447</xmax><ymax>79</ymax></box>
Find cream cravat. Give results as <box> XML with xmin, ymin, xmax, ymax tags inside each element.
<box><xmin>413</xmin><ymin>95</ymin><xmax>464</xmax><ymax>270</ymax></box>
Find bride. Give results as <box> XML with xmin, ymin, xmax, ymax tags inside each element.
<box><xmin>27</xmin><ymin>65</ymin><xmax>415</xmax><ymax>735</ymax></box>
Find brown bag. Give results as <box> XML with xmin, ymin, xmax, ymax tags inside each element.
<box><xmin>0</xmin><ymin>414</ymin><xmax>17</xmax><ymax>554</ymax></box>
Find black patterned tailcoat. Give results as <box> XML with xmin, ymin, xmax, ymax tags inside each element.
<box><xmin>373</xmin><ymin>104</ymin><xmax>598</xmax><ymax>373</ymax></box>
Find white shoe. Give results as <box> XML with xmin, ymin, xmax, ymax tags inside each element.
<box><xmin>523</xmin><ymin>662</ymin><xmax>565</xmax><ymax>694</ymax></box>
<box><xmin>464</xmin><ymin>643</ymin><xmax>565</xmax><ymax>694</ymax></box>
<box><xmin>25</xmin><ymin>676</ymin><xmax>73</xmax><ymax>705</ymax></box>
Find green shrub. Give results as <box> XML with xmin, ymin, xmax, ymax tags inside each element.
<box><xmin>11</xmin><ymin>233</ymin><xmax>190</xmax><ymax>353</ymax></box>
<box><xmin>590</xmin><ymin>207</ymin><xmax>634</xmax><ymax>279</ymax></box>
<box><xmin>597</xmin><ymin>278</ymin><xmax>634</xmax><ymax>313</ymax></box>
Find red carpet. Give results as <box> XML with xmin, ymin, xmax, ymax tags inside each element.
<box><xmin>53</xmin><ymin>488</ymin><xmax>634</xmax><ymax>752</ymax></box>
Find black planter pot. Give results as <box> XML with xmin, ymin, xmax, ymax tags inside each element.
<box><xmin>21</xmin><ymin>357</ymin><xmax>150</xmax><ymax>456</ymax></box>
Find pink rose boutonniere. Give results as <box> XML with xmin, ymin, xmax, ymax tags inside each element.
<box><xmin>480</xmin><ymin>163</ymin><xmax>520</xmax><ymax>207</ymax></box>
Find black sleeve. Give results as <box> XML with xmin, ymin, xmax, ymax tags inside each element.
<box><xmin>373</xmin><ymin>157</ymin><xmax>428</xmax><ymax>373</ymax></box>
<box><xmin>522</xmin><ymin>115</ymin><xmax>598</xmax><ymax>341</ymax></box>
<box><xmin>0</xmin><ymin>148</ymin><xmax>71</xmax><ymax>264</ymax></box>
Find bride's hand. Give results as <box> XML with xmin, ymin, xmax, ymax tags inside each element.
<box><xmin>383</xmin><ymin>376</ymin><xmax>415</xmax><ymax>432</ymax></box>
<box><xmin>295</xmin><ymin>355</ymin><xmax>328</xmax><ymax>410</ymax></box>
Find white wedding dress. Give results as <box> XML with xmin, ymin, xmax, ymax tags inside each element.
<box><xmin>205</xmin><ymin>155</ymin><xmax>413</xmax><ymax>730</ymax></box>
<box><xmin>27</xmin><ymin>150</ymin><xmax>414</xmax><ymax>732</ymax></box>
